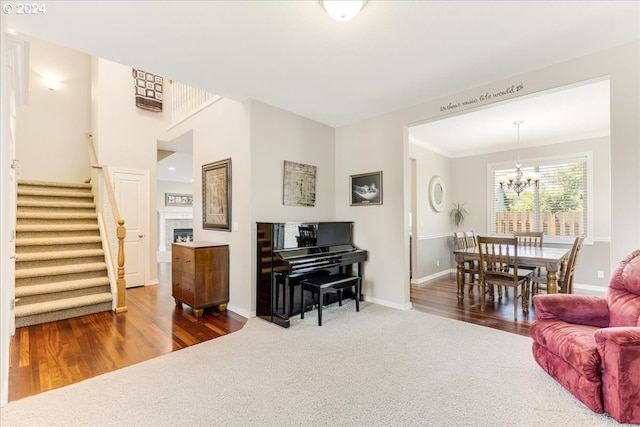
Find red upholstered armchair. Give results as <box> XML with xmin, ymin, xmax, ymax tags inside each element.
<box><xmin>530</xmin><ymin>249</ymin><xmax>640</xmax><ymax>424</ymax></box>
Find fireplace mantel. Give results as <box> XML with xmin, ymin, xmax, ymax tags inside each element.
<box><xmin>158</xmin><ymin>211</ymin><xmax>193</xmax><ymax>256</ymax></box>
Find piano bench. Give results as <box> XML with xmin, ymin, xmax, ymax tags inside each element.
<box><xmin>300</xmin><ymin>274</ymin><xmax>360</xmax><ymax>326</ymax></box>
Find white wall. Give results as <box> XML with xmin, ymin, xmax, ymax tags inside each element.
<box><xmin>163</xmin><ymin>97</ymin><xmax>253</xmax><ymax>317</ymax></box>
<box><xmin>157</xmin><ymin>180</ymin><xmax>193</xmax><ymax>212</ymax></box>
<box><xmin>335</xmin><ymin>118</ymin><xmax>411</xmax><ymax>309</ymax></box>
<box><xmin>335</xmin><ymin>41</ymin><xmax>640</xmax><ymax>309</ymax></box>
<box><xmin>249</xmin><ymin>100</ymin><xmax>336</xmax><ymax>223</ymax></box>
<box><xmin>15</xmin><ymin>34</ymin><xmax>91</xmax><ymax>183</ymax></box>
<box><xmin>0</xmin><ymin>14</ymin><xmax>10</xmax><ymax>408</ymax></box>
<box><xmin>92</xmin><ymin>57</ymin><xmax>171</xmax><ymax>285</ymax></box>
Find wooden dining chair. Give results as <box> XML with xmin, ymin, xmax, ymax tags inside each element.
<box><xmin>476</xmin><ymin>236</ymin><xmax>533</xmax><ymax>320</ymax></box>
<box><xmin>454</xmin><ymin>231</ymin><xmax>467</xmax><ymax>250</ymax></box>
<box><xmin>453</xmin><ymin>231</ymin><xmax>480</xmax><ymax>293</ymax></box>
<box><xmin>514</xmin><ymin>231</ymin><xmax>544</xmax><ymax>291</ymax></box>
<box><xmin>464</xmin><ymin>231</ymin><xmax>477</xmax><ymax>249</ymax></box>
<box><xmin>464</xmin><ymin>231</ymin><xmax>482</xmax><ymax>293</ymax></box>
<box><xmin>513</xmin><ymin>231</ymin><xmax>544</xmax><ymax>247</ymax></box>
<box><xmin>531</xmin><ymin>236</ymin><xmax>584</xmax><ymax>295</ymax></box>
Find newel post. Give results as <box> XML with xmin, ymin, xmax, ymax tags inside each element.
<box><xmin>115</xmin><ymin>218</ymin><xmax>128</xmax><ymax>313</ymax></box>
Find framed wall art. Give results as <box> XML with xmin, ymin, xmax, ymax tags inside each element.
<box><xmin>283</xmin><ymin>160</ymin><xmax>316</xmax><ymax>207</ymax></box>
<box><xmin>350</xmin><ymin>171</ymin><xmax>382</xmax><ymax>206</ymax></box>
<box><xmin>202</xmin><ymin>158</ymin><xmax>232</xmax><ymax>231</ymax></box>
<box><xmin>164</xmin><ymin>193</ymin><xmax>193</xmax><ymax>207</ymax></box>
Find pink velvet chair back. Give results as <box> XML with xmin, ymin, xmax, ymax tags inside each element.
<box><xmin>606</xmin><ymin>249</ymin><xmax>640</xmax><ymax>327</ymax></box>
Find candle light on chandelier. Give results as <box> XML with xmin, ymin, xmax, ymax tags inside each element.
<box><xmin>499</xmin><ymin>120</ymin><xmax>539</xmax><ymax>196</ymax></box>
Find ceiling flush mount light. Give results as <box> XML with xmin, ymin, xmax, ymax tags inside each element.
<box><xmin>320</xmin><ymin>0</ymin><xmax>367</xmax><ymax>22</ymax></box>
<box><xmin>499</xmin><ymin>120</ymin><xmax>539</xmax><ymax>196</ymax></box>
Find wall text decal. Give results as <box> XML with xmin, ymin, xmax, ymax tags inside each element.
<box><xmin>440</xmin><ymin>83</ymin><xmax>524</xmax><ymax>113</ymax></box>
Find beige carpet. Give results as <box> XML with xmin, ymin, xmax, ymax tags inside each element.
<box><xmin>0</xmin><ymin>303</ymin><xmax>627</xmax><ymax>426</ymax></box>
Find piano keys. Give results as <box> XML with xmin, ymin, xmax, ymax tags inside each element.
<box><xmin>256</xmin><ymin>222</ymin><xmax>367</xmax><ymax>328</ymax></box>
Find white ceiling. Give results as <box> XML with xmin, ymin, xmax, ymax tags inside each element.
<box><xmin>157</xmin><ymin>131</ymin><xmax>194</xmax><ymax>183</ymax></box>
<box><xmin>410</xmin><ymin>78</ymin><xmax>611</xmax><ymax>158</ymax></box>
<box><xmin>6</xmin><ymin>1</ymin><xmax>638</xmax><ymax>130</ymax></box>
<box><xmin>157</xmin><ymin>151</ymin><xmax>193</xmax><ymax>184</ymax></box>
<box><xmin>5</xmin><ymin>1</ymin><xmax>638</xmax><ymax>167</ymax></box>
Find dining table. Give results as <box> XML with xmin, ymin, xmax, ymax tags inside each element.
<box><xmin>453</xmin><ymin>245</ymin><xmax>572</xmax><ymax>300</ymax></box>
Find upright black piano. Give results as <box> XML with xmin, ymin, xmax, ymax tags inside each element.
<box><xmin>256</xmin><ymin>222</ymin><xmax>367</xmax><ymax>328</ymax></box>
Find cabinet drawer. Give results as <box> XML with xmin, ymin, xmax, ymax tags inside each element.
<box><xmin>172</xmin><ymin>269</ymin><xmax>182</xmax><ymax>299</ymax></box>
<box><xmin>171</xmin><ymin>281</ymin><xmax>182</xmax><ymax>300</ymax></box>
<box><xmin>172</xmin><ymin>245</ymin><xmax>185</xmax><ymax>272</ymax></box>
<box><xmin>182</xmin><ymin>251</ymin><xmax>195</xmax><ymax>275</ymax></box>
<box><xmin>181</xmin><ymin>274</ymin><xmax>195</xmax><ymax>306</ymax></box>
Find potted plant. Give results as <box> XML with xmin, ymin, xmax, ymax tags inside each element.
<box><xmin>449</xmin><ymin>202</ymin><xmax>468</xmax><ymax>229</ymax></box>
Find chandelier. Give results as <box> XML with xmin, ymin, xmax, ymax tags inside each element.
<box><xmin>499</xmin><ymin>120</ymin><xmax>539</xmax><ymax>196</ymax></box>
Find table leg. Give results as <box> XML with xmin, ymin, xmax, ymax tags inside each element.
<box><xmin>546</xmin><ymin>270</ymin><xmax>559</xmax><ymax>294</ymax></box>
<box><xmin>456</xmin><ymin>261</ymin><xmax>465</xmax><ymax>301</ymax></box>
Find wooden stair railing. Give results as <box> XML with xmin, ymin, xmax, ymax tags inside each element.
<box><xmin>86</xmin><ymin>133</ymin><xmax>127</xmax><ymax>313</ymax></box>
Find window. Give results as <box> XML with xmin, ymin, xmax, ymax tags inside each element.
<box><xmin>488</xmin><ymin>152</ymin><xmax>592</xmax><ymax>243</ymax></box>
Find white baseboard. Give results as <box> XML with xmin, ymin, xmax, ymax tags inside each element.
<box><xmin>573</xmin><ymin>283</ymin><xmax>606</xmax><ymax>296</ymax></box>
<box><xmin>227</xmin><ymin>304</ymin><xmax>252</xmax><ymax>319</ymax></box>
<box><xmin>363</xmin><ymin>296</ymin><xmax>412</xmax><ymax>311</ymax></box>
<box><xmin>411</xmin><ymin>269</ymin><xmax>452</xmax><ymax>285</ymax></box>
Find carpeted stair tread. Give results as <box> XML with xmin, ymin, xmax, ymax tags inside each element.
<box><xmin>16</xmin><ymin>224</ymin><xmax>99</xmax><ymax>232</ymax></box>
<box><xmin>17</xmin><ymin>189</ymin><xmax>93</xmax><ymax>198</ymax></box>
<box><xmin>14</xmin><ymin>293</ymin><xmax>112</xmax><ymax>317</ymax></box>
<box><xmin>15</xmin><ymin>277</ymin><xmax>110</xmax><ymax>298</ymax></box>
<box><xmin>14</xmin><ymin>178</ymin><xmax>113</xmax><ymax>327</ymax></box>
<box><xmin>15</xmin><ymin>262</ymin><xmax>107</xmax><ymax>279</ymax></box>
<box><xmin>17</xmin><ymin>200</ymin><xmax>96</xmax><ymax>209</ymax></box>
<box><xmin>17</xmin><ymin>212</ymin><xmax>98</xmax><ymax>220</ymax></box>
<box><xmin>15</xmin><ymin>235</ymin><xmax>102</xmax><ymax>246</ymax></box>
<box><xmin>16</xmin><ymin>249</ymin><xmax>105</xmax><ymax>262</ymax></box>
<box><xmin>18</xmin><ymin>180</ymin><xmax>92</xmax><ymax>190</ymax></box>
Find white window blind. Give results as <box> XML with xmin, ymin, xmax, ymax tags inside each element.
<box><xmin>490</xmin><ymin>154</ymin><xmax>590</xmax><ymax>241</ymax></box>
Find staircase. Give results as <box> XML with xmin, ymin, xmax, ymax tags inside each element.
<box><xmin>14</xmin><ymin>180</ymin><xmax>113</xmax><ymax>328</ymax></box>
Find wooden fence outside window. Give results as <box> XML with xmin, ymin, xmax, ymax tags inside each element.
<box><xmin>495</xmin><ymin>211</ymin><xmax>583</xmax><ymax>236</ymax></box>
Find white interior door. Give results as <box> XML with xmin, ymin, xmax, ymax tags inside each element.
<box><xmin>113</xmin><ymin>169</ymin><xmax>148</xmax><ymax>288</ymax></box>
<box><xmin>2</xmin><ymin>33</ymin><xmax>29</xmax><ymax>407</ymax></box>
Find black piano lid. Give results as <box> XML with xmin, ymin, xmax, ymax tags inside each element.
<box><xmin>271</xmin><ymin>221</ymin><xmax>354</xmax><ymax>251</ymax></box>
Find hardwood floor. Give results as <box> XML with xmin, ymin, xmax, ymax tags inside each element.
<box><xmin>410</xmin><ymin>272</ymin><xmax>535</xmax><ymax>337</ymax></box>
<box><xmin>7</xmin><ymin>263</ymin><xmax>246</xmax><ymax>402</ymax></box>
<box><xmin>8</xmin><ymin>267</ymin><xmax>532</xmax><ymax>402</ymax></box>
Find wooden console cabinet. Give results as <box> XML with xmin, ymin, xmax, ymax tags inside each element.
<box><xmin>171</xmin><ymin>241</ymin><xmax>229</xmax><ymax>317</ymax></box>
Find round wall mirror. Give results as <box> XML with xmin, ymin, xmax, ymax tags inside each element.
<box><xmin>429</xmin><ymin>175</ymin><xmax>446</xmax><ymax>212</ymax></box>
